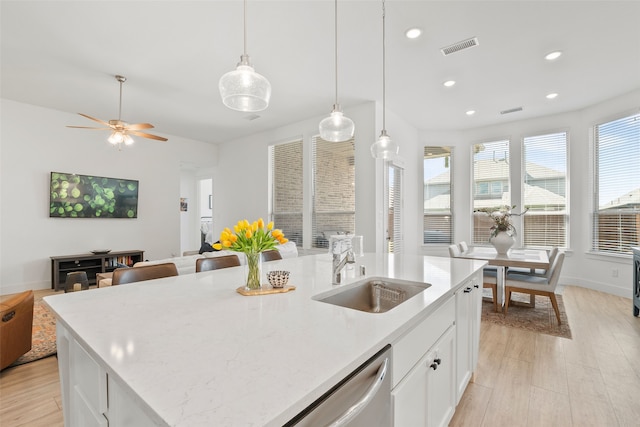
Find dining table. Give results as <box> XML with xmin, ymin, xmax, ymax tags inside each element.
<box><xmin>456</xmin><ymin>246</ymin><xmax>550</xmax><ymax>310</ymax></box>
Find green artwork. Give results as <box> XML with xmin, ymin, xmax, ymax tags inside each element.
<box><xmin>49</xmin><ymin>172</ymin><xmax>138</xmax><ymax>218</ymax></box>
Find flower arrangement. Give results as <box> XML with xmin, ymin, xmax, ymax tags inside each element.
<box><xmin>212</xmin><ymin>218</ymin><xmax>288</xmax><ymax>253</ymax></box>
<box><xmin>212</xmin><ymin>218</ymin><xmax>287</xmax><ymax>289</ymax></box>
<box><xmin>474</xmin><ymin>205</ymin><xmax>528</xmax><ymax>238</ymax></box>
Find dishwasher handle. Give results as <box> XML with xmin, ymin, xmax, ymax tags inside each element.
<box><xmin>324</xmin><ymin>357</ymin><xmax>389</xmax><ymax>427</ymax></box>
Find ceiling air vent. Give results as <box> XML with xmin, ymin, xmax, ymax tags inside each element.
<box><xmin>500</xmin><ymin>107</ymin><xmax>523</xmax><ymax>115</ymax></box>
<box><xmin>440</xmin><ymin>37</ymin><xmax>479</xmax><ymax>56</ymax></box>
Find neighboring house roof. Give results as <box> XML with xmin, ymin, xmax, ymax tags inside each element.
<box><xmin>600</xmin><ymin>187</ymin><xmax>640</xmax><ymax>210</ymax></box>
<box><xmin>424</xmin><ymin>160</ymin><xmax>564</xmax><ymax>184</ymax></box>
<box><xmin>424</xmin><ymin>184</ymin><xmax>566</xmax><ymax>211</ymax></box>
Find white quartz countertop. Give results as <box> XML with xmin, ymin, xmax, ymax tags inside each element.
<box><xmin>44</xmin><ymin>253</ymin><xmax>485</xmax><ymax>426</ymax></box>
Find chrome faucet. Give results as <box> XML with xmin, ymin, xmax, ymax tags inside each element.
<box><xmin>332</xmin><ymin>238</ymin><xmax>355</xmax><ymax>285</ymax></box>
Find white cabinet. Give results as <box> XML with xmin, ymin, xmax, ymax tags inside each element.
<box><xmin>454</xmin><ymin>274</ymin><xmax>482</xmax><ymax>403</ymax></box>
<box><xmin>392</xmin><ymin>296</ymin><xmax>457</xmax><ymax>427</ymax></box>
<box><xmin>392</xmin><ymin>326</ymin><xmax>456</xmax><ymax>427</ymax></box>
<box><xmin>56</xmin><ymin>323</ymin><xmax>156</xmax><ymax>427</ymax></box>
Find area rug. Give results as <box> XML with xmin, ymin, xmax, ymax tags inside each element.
<box><xmin>481</xmin><ymin>293</ymin><xmax>572</xmax><ymax>339</ymax></box>
<box><xmin>9</xmin><ymin>295</ymin><xmax>57</xmax><ymax>368</ymax></box>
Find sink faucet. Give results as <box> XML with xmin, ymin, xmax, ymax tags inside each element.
<box><xmin>332</xmin><ymin>238</ymin><xmax>355</xmax><ymax>285</ymax></box>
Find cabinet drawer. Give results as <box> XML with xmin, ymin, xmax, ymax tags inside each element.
<box><xmin>392</xmin><ymin>296</ymin><xmax>455</xmax><ymax>387</ymax></box>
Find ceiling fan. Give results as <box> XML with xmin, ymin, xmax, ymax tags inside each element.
<box><xmin>67</xmin><ymin>74</ymin><xmax>168</xmax><ymax>148</ymax></box>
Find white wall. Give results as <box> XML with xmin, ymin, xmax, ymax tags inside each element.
<box><xmin>419</xmin><ymin>89</ymin><xmax>640</xmax><ymax>298</ymax></box>
<box><xmin>0</xmin><ymin>99</ymin><xmax>217</xmax><ymax>294</ymax></box>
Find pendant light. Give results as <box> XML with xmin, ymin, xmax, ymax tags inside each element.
<box><xmin>318</xmin><ymin>0</ymin><xmax>355</xmax><ymax>142</ymax></box>
<box><xmin>370</xmin><ymin>0</ymin><xmax>399</xmax><ymax>159</ymax></box>
<box><xmin>219</xmin><ymin>0</ymin><xmax>271</xmax><ymax>112</ymax></box>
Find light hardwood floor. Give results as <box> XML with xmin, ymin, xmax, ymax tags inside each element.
<box><xmin>1</xmin><ymin>286</ymin><xmax>638</xmax><ymax>426</ymax></box>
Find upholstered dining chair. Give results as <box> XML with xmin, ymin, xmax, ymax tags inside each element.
<box><xmin>448</xmin><ymin>244</ymin><xmax>461</xmax><ymax>257</ymax></box>
<box><xmin>261</xmin><ymin>250</ymin><xmax>282</xmax><ymax>262</ymax></box>
<box><xmin>504</xmin><ymin>252</ymin><xmax>565</xmax><ymax>324</ymax></box>
<box><xmin>507</xmin><ymin>246</ymin><xmax>559</xmax><ymax>276</ymax></box>
<box><xmin>458</xmin><ymin>241</ymin><xmax>469</xmax><ymax>253</ymax></box>
<box><xmin>111</xmin><ymin>263</ymin><xmax>179</xmax><ymax>286</ymax></box>
<box><xmin>196</xmin><ymin>255</ymin><xmax>241</xmax><ymax>272</ymax></box>
<box><xmin>1</xmin><ymin>290</ymin><xmax>34</xmax><ymax>370</ymax></box>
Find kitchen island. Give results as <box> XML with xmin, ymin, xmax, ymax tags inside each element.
<box><xmin>44</xmin><ymin>253</ymin><xmax>486</xmax><ymax>426</ymax></box>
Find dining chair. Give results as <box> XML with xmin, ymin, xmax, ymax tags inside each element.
<box><xmin>458</xmin><ymin>241</ymin><xmax>469</xmax><ymax>252</ymax></box>
<box><xmin>508</xmin><ymin>246</ymin><xmax>558</xmax><ymax>277</ymax></box>
<box><xmin>261</xmin><ymin>250</ymin><xmax>282</xmax><ymax>262</ymax></box>
<box><xmin>448</xmin><ymin>244</ymin><xmax>461</xmax><ymax>257</ymax></box>
<box><xmin>504</xmin><ymin>252</ymin><xmax>565</xmax><ymax>324</ymax></box>
<box><xmin>111</xmin><ymin>262</ymin><xmax>179</xmax><ymax>286</ymax></box>
<box><xmin>196</xmin><ymin>255</ymin><xmax>241</xmax><ymax>272</ymax></box>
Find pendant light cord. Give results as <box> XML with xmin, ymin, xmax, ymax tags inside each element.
<box><xmin>243</xmin><ymin>0</ymin><xmax>248</xmax><ymax>56</ymax></box>
<box><xmin>334</xmin><ymin>0</ymin><xmax>339</xmax><ymax>105</ymax></box>
<box><xmin>382</xmin><ymin>0</ymin><xmax>386</xmax><ymax>131</ymax></box>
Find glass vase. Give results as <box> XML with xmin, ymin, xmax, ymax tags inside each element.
<box><xmin>245</xmin><ymin>252</ymin><xmax>262</xmax><ymax>290</ymax></box>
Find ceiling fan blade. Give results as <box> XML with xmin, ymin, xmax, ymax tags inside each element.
<box><xmin>125</xmin><ymin>123</ymin><xmax>155</xmax><ymax>130</ymax></box>
<box><xmin>66</xmin><ymin>125</ymin><xmax>111</xmax><ymax>130</ymax></box>
<box><xmin>78</xmin><ymin>113</ymin><xmax>111</xmax><ymax>126</ymax></box>
<box><xmin>130</xmin><ymin>130</ymin><xmax>168</xmax><ymax>141</ymax></box>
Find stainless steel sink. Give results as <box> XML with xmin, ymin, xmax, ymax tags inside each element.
<box><xmin>313</xmin><ymin>277</ymin><xmax>431</xmax><ymax>313</ymax></box>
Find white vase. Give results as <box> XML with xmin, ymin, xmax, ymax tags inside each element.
<box><xmin>490</xmin><ymin>231</ymin><xmax>514</xmax><ymax>254</ymax></box>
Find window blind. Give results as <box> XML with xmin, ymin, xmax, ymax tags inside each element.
<box><xmin>311</xmin><ymin>136</ymin><xmax>355</xmax><ymax>248</ymax></box>
<box><xmin>269</xmin><ymin>140</ymin><xmax>303</xmax><ymax>247</ymax></box>
<box><xmin>423</xmin><ymin>146</ymin><xmax>452</xmax><ymax>244</ymax></box>
<box><xmin>522</xmin><ymin>132</ymin><xmax>568</xmax><ymax>248</ymax></box>
<box><xmin>593</xmin><ymin>113</ymin><xmax>640</xmax><ymax>255</ymax></box>
<box><xmin>472</xmin><ymin>140</ymin><xmax>510</xmax><ymax>244</ymax></box>
<box><xmin>388</xmin><ymin>162</ymin><xmax>403</xmax><ymax>253</ymax></box>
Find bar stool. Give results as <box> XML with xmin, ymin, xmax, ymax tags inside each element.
<box><xmin>65</xmin><ymin>271</ymin><xmax>89</xmax><ymax>292</ymax></box>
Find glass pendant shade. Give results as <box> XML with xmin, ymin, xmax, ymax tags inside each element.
<box><xmin>319</xmin><ymin>105</ymin><xmax>355</xmax><ymax>142</ymax></box>
<box><xmin>219</xmin><ymin>55</ymin><xmax>271</xmax><ymax>112</ymax></box>
<box><xmin>123</xmin><ymin>134</ymin><xmax>134</xmax><ymax>145</ymax></box>
<box><xmin>370</xmin><ymin>130</ymin><xmax>399</xmax><ymax>160</ymax></box>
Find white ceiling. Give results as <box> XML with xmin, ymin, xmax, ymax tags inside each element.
<box><xmin>2</xmin><ymin>0</ymin><xmax>639</xmax><ymax>144</ymax></box>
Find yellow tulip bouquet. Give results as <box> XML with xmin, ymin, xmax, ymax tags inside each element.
<box><xmin>213</xmin><ymin>218</ymin><xmax>287</xmax><ymax>289</ymax></box>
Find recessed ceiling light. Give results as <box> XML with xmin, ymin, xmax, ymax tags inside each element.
<box><xmin>545</xmin><ymin>51</ymin><xmax>563</xmax><ymax>61</ymax></box>
<box><xmin>466</xmin><ymin>110</ymin><xmax>476</xmax><ymax>116</ymax></box>
<box><xmin>405</xmin><ymin>28</ymin><xmax>422</xmax><ymax>39</ymax></box>
<box><xmin>546</xmin><ymin>93</ymin><xmax>559</xmax><ymax>99</ymax></box>
<box><xmin>443</xmin><ymin>80</ymin><xmax>456</xmax><ymax>87</ymax></box>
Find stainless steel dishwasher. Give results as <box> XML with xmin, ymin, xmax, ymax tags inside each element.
<box><xmin>284</xmin><ymin>344</ymin><xmax>392</xmax><ymax>427</ymax></box>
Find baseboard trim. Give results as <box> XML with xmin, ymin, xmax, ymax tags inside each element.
<box><xmin>559</xmin><ymin>276</ymin><xmax>631</xmax><ymax>299</ymax></box>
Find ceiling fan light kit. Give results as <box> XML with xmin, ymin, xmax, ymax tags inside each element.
<box><xmin>219</xmin><ymin>0</ymin><xmax>271</xmax><ymax>113</ymax></box>
<box><xmin>67</xmin><ymin>74</ymin><xmax>168</xmax><ymax>150</ymax></box>
<box><xmin>318</xmin><ymin>0</ymin><xmax>354</xmax><ymax>142</ymax></box>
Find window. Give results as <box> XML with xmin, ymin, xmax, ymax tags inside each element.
<box><xmin>269</xmin><ymin>140</ymin><xmax>303</xmax><ymax>247</ymax></box>
<box><xmin>423</xmin><ymin>146</ymin><xmax>452</xmax><ymax>244</ymax></box>
<box><xmin>388</xmin><ymin>162</ymin><xmax>403</xmax><ymax>252</ymax></box>
<box><xmin>522</xmin><ymin>132</ymin><xmax>568</xmax><ymax>248</ymax></box>
<box><xmin>311</xmin><ymin>136</ymin><xmax>355</xmax><ymax>248</ymax></box>
<box><xmin>593</xmin><ymin>113</ymin><xmax>640</xmax><ymax>255</ymax></box>
<box><xmin>472</xmin><ymin>140</ymin><xmax>510</xmax><ymax>244</ymax></box>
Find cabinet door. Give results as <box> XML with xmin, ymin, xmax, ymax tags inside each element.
<box><xmin>455</xmin><ymin>284</ymin><xmax>473</xmax><ymax>403</ymax></box>
<box><xmin>107</xmin><ymin>375</ymin><xmax>158</xmax><ymax>427</ymax></box>
<box><xmin>427</xmin><ymin>326</ymin><xmax>456</xmax><ymax>427</ymax></box>
<box><xmin>69</xmin><ymin>335</ymin><xmax>108</xmax><ymax>427</ymax></box>
<box><xmin>392</xmin><ymin>325</ymin><xmax>456</xmax><ymax>427</ymax></box>
<box><xmin>392</xmin><ymin>350</ymin><xmax>429</xmax><ymax>426</ymax></box>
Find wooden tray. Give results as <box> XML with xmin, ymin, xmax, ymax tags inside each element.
<box><xmin>236</xmin><ymin>285</ymin><xmax>296</xmax><ymax>296</ymax></box>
